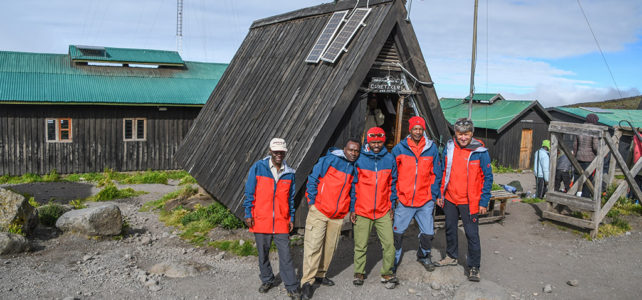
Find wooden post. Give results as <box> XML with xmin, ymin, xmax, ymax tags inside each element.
<box><xmin>607</xmin><ymin>129</ymin><xmax>622</xmax><ymax>186</ymax></box>
<box><xmin>547</xmin><ymin>133</ymin><xmax>559</xmax><ymax>212</ymax></box>
<box><xmin>394</xmin><ymin>96</ymin><xmax>405</xmax><ymax>145</ymax></box>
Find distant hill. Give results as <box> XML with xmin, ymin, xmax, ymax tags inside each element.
<box><xmin>565</xmin><ymin>95</ymin><xmax>642</xmax><ymax>109</ymax></box>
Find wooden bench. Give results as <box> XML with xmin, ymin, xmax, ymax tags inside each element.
<box><xmin>434</xmin><ymin>190</ymin><xmax>517</xmax><ymax>227</ymax></box>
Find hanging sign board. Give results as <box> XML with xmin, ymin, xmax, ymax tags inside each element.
<box><xmin>369</xmin><ymin>76</ymin><xmax>404</xmax><ymax>93</ymax></box>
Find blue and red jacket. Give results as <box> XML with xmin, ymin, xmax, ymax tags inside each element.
<box><xmin>306</xmin><ymin>148</ymin><xmax>356</xmax><ymax>219</ymax></box>
<box><xmin>243</xmin><ymin>157</ymin><xmax>296</xmax><ymax>234</ymax></box>
<box><xmin>350</xmin><ymin>145</ymin><xmax>398</xmax><ymax>220</ymax></box>
<box><xmin>392</xmin><ymin>135</ymin><xmax>442</xmax><ymax>207</ymax></box>
<box><xmin>441</xmin><ymin>138</ymin><xmax>493</xmax><ymax>215</ymax></box>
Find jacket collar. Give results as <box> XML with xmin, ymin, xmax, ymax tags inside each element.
<box><xmin>262</xmin><ymin>156</ymin><xmax>295</xmax><ymax>174</ymax></box>
<box><xmin>401</xmin><ymin>135</ymin><xmax>433</xmax><ymax>153</ymax></box>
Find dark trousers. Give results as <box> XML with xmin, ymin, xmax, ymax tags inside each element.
<box><xmin>254</xmin><ymin>233</ymin><xmax>299</xmax><ymax>292</ymax></box>
<box><xmin>536</xmin><ymin>177</ymin><xmax>548</xmax><ymax>198</ymax></box>
<box><xmin>577</xmin><ymin>161</ymin><xmax>593</xmax><ymax>199</ymax></box>
<box><xmin>554</xmin><ymin>170</ymin><xmax>572</xmax><ymax>192</ymax></box>
<box><xmin>443</xmin><ymin>201</ymin><xmax>481</xmax><ymax>268</ymax></box>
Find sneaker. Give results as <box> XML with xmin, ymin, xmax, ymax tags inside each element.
<box><xmin>301</xmin><ymin>282</ymin><xmax>313</xmax><ymax>300</ymax></box>
<box><xmin>434</xmin><ymin>256</ymin><xmax>458</xmax><ymax>267</ymax></box>
<box><xmin>468</xmin><ymin>267</ymin><xmax>481</xmax><ymax>282</ymax></box>
<box><xmin>258</xmin><ymin>282</ymin><xmax>273</xmax><ymax>293</ymax></box>
<box><xmin>380</xmin><ymin>274</ymin><xmax>398</xmax><ymax>289</ymax></box>
<box><xmin>419</xmin><ymin>257</ymin><xmax>436</xmax><ymax>272</ymax></box>
<box><xmin>288</xmin><ymin>288</ymin><xmax>302</xmax><ymax>300</ymax></box>
<box><xmin>353</xmin><ymin>273</ymin><xmax>366</xmax><ymax>286</ymax></box>
<box><xmin>314</xmin><ymin>277</ymin><xmax>335</xmax><ymax>286</ymax></box>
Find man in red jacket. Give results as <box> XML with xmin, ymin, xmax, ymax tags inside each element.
<box><xmin>243</xmin><ymin>138</ymin><xmax>300</xmax><ymax>299</ymax></box>
<box><xmin>350</xmin><ymin>127</ymin><xmax>398</xmax><ymax>288</ymax></box>
<box><xmin>391</xmin><ymin>116</ymin><xmax>442</xmax><ymax>273</ymax></box>
<box><xmin>436</xmin><ymin>118</ymin><xmax>493</xmax><ymax>282</ymax></box>
<box><xmin>300</xmin><ymin>139</ymin><xmax>361</xmax><ymax>299</ymax></box>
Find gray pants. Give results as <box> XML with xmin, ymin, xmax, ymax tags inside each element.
<box><xmin>254</xmin><ymin>233</ymin><xmax>298</xmax><ymax>292</ymax></box>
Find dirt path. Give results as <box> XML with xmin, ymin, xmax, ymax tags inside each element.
<box><xmin>1</xmin><ymin>175</ymin><xmax>641</xmax><ymax>299</ymax></box>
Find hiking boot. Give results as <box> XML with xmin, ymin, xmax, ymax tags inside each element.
<box><xmin>314</xmin><ymin>277</ymin><xmax>335</xmax><ymax>286</ymax></box>
<box><xmin>468</xmin><ymin>267</ymin><xmax>481</xmax><ymax>282</ymax></box>
<box><xmin>434</xmin><ymin>256</ymin><xmax>458</xmax><ymax>267</ymax></box>
<box><xmin>419</xmin><ymin>257</ymin><xmax>436</xmax><ymax>272</ymax></box>
<box><xmin>258</xmin><ymin>282</ymin><xmax>273</xmax><ymax>293</ymax></box>
<box><xmin>288</xmin><ymin>288</ymin><xmax>302</xmax><ymax>300</ymax></box>
<box><xmin>380</xmin><ymin>274</ymin><xmax>398</xmax><ymax>289</ymax></box>
<box><xmin>301</xmin><ymin>282</ymin><xmax>313</xmax><ymax>300</ymax></box>
<box><xmin>353</xmin><ymin>273</ymin><xmax>366</xmax><ymax>286</ymax></box>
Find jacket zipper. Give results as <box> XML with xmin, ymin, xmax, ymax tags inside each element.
<box><xmin>374</xmin><ymin>156</ymin><xmax>378</xmax><ymax>220</ymax></box>
<box><xmin>272</xmin><ymin>181</ymin><xmax>276</xmax><ymax>234</ymax></box>
<box><xmin>330</xmin><ymin>171</ymin><xmax>348</xmax><ymax>218</ymax></box>
<box><xmin>411</xmin><ymin>156</ymin><xmax>418</xmax><ymax>206</ymax></box>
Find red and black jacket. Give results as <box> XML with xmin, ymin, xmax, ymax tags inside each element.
<box><xmin>392</xmin><ymin>136</ymin><xmax>442</xmax><ymax>207</ymax></box>
<box><xmin>243</xmin><ymin>157</ymin><xmax>296</xmax><ymax>234</ymax></box>
<box><xmin>306</xmin><ymin>148</ymin><xmax>356</xmax><ymax>219</ymax></box>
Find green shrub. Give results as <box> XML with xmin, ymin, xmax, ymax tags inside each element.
<box><xmin>27</xmin><ymin>196</ymin><xmax>39</xmax><ymax>208</ymax></box>
<box><xmin>69</xmin><ymin>199</ymin><xmax>87</xmax><ymax>209</ymax></box>
<box><xmin>4</xmin><ymin>223</ymin><xmax>23</xmax><ymax>235</ymax></box>
<box><xmin>38</xmin><ymin>204</ymin><xmax>67</xmax><ymax>227</ymax></box>
<box><xmin>121</xmin><ymin>170</ymin><xmax>169</xmax><ymax>185</ymax></box>
<box><xmin>180</xmin><ymin>203</ymin><xmax>243</xmax><ymax>230</ymax></box>
<box><xmin>491</xmin><ymin>160</ymin><xmax>518</xmax><ymax>173</ymax></box>
<box><xmin>179</xmin><ymin>175</ymin><xmax>197</xmax><ymax>185</ymax></box>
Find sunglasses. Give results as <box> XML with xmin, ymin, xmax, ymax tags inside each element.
<box><xmin>455</xmin><ymin>119</ymin><xmax>473</xmax><ymax>126</ymax></box>
<box><xmin>367</xmin><ymin>133</ymin><xmax>385</xmax><ymax>138</ymax></box>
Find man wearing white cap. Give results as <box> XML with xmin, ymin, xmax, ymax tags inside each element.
<box><xmin>243</xmin><ymin>138</ymin><xmax>301</xmax><ymax>299</ymax></box>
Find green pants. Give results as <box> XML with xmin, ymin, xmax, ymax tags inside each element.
<box><xmin>353</xmin><ymin>211</ymin><xmax>395</xmax><ymax>276</ymax></box>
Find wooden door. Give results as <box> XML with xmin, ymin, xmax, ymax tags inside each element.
<box><xmin>519</xmin><ymin>129</ymin><xmax>533</xmax><ymax>169</ymax></box>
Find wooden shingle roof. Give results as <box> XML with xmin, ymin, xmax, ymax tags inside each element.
<box><xmin>176</xmin><ymin>0</ymin><xmax>450</xmax><ymax>222</ymax></box>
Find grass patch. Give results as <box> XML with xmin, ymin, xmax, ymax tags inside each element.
<box><xmin>120</xmin><ymin>170</ymin><xmax>169</xmax><ymax>185</ymax></box>
<box><xmin>90</xmin><ymin>183</ymin><xmax>147</xmax><ymax>202</ymax></box>
<box><xmin>491</xmin><ymin>160</ymin><xmax>518</xmax><ymax>173</ymax></box>
<box><xmin>492</xmin><ymin>183</ymin><xmax>502</xmax><ymax>191</ymax></box>
<box><xmin>0</xmin><ymin>169</ymin><xmax>196</xmax><ymax>186</ymax></box>
<box><xmin>521</xmin><ymin>197</ymin><xmax>545</xmax><ymax>204</ymax></box>
<box><xmin>147</xmin><ymin>186</ymin><xmax>244</xmax><ymax>246</ymax></box>
<box><xmin>208</xmin><ymin>240</ymin><xmax>259</xmax><ymax>256</ymax></box>
<box><xmin>3</xmin><ymin>223</ymin><xmax>24</xmax><ymax>235</ymax></box>
<box><xmin>571</xmin><ymin>211</ymin><xmax>590</xmax><ymax>220</ymax></box>
<box><xmin>0</xmin><ymin>170</ymin><xmax>62</xmax><ymax>184</ymax></box>
<box><xmin>38</xmin><ymin>203</ymin><xmax>67</xmax><ymax>227</ymax></box>
<box><xmin>140</xmin><ymin>185</ymin><xmax>198</xmax><ymax>212</ymax></box>
<box><xmin>68</xmin><ymin>199</ymin><xmax>87</xmax><ymax>209</ymax></box>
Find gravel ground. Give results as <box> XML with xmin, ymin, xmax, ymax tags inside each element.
<box><xmin>1</xmin><ymin>173</ymin><xmax>641</xmax><ymax>299</ymax></box>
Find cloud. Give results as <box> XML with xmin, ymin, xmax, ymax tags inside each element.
<box><xmin>503</xmin><ymin>85</ymin><xmax>640</xmax><ymax>107</ymax></box>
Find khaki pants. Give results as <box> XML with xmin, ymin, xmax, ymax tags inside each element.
<box><xmin>301</xmin><ymin>205</ymin><xmax>344</xmax><ymax>285</ymax></box>
<box><xmin>353</xmin><ymin>211</ymin><xmax>395</xmax><ymax>276</ymax></box>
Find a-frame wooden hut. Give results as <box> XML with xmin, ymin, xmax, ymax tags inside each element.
<box><xmin>176</xmin><ymin>0</ymin><xmax>451</xmax><ymax>226</ymax></box>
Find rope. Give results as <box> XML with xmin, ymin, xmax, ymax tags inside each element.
<box><xmin>576</xmin><ymin>0</ymin><xmax>622</xmax><ymax>98</ymax></box>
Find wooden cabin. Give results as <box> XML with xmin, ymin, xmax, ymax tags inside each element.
<box><xmin>440</xmin><ymin>93</ymin><xmax>552</xmax><ymax>169</ymax></box>
<box><xmin>0</xmin><ymin>46</ymin><xmax>226</xmax><ymax>175</ymax></box>
<box><xmin>176</xmin><ymin>0</ymin><xmax>452</xmax><ymax>226</ymax></box>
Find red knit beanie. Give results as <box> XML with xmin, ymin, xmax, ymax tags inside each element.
<box><xmin>408</xmin><ymin>116</ymin><xmax>426</xmax><ymax>131</ymax></box>
<box><xmin>366</xmin><ymin>127</ymin><xmax>386</xmax><ymax>143</ymax></box>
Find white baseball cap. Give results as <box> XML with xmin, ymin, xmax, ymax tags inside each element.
<box><xmin>269</xmin><ymin>138</ymin><xmax>288</xmax><ymax>152</ymax></box>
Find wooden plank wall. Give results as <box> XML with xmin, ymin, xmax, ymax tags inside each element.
<box><xmin>475</xmin><ymin>109</ymin><xmax>550</xmax><ymax>169</ymax></box>
<box><xmin>0</xmin><ymin>104</ymin><xmax>199</xmax><ymax>175</ymax></box>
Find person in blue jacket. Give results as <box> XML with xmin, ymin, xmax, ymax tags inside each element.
<box><xmin>533</xmin><ymin>140</ymin><xmax>550</xmax><ymax>198</ymax></box>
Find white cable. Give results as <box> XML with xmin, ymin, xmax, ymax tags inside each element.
<box><xmin>396</xmin><ymin>62</ymin><xmax>433</xmax><ymax>86</ymax></box>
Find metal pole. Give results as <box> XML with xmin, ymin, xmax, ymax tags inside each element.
<box><xmin>468</xmin><ymin>0</ymin><xmax>479</xmax><ymax>120</ymax></box>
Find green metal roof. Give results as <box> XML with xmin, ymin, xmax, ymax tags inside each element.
<box><xmin>440</xmin><ymin>97</ymin><xmax>537</xmax><ymax>131</ymax></box>
<box><xmin>0</xmin><ymin>50</ymin><xmax>227</xmax><ymax>105</ymax></box>
<box><xmin>553</xmin><ymin>107</ymin><xmax>642</xmax><ymax>129</ymax></box>
<box><xmin>463</xmin><ymin>93</ymin><xmax>504</xmax><ymax>102</ymax></box>
<box><xmin>69</xmin><ymin>45</ymin><xmax>184</xmax><ymax>65</ymax></box>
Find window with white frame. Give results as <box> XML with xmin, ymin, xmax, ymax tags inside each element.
<box><xmin>46</xmin><ymin>118</ymin><xmax>72</xmax><ymax>142</ymax></box>
<box><xmin>123</xmin><ymin>118</ymin><xmax>146</xmax><ymax>141</ymax></box>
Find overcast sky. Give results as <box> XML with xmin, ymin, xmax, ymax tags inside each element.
<box><xmin>2</xmin><ymin>0</ymin><xmax>641</xmax><ymax>107</ymax></box>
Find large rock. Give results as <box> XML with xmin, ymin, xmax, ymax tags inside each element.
<box><xmin>56</xmin><ymin>203</ymin><xmax>122</xmax><ymax>236</ymax></box>
<box><xmin>0</xmin><ymin>232</ymin><xmax>29</xmax><ymax>255</ymax></box>
<box><xmin>453</xmin><ymin>280</ymin><xmax>511</xmax><ymax>300</ymax></box>
<box><xmin>0</xmin><ymin>188</ymin><xmax>37</xmax><ymax>235</ymax></box>
<box><xmin>149</xmin><ymin>260</ymin><xmax>210</xmax><ymax>278</ymax></box>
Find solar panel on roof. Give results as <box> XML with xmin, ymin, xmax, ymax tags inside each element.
<box><xmin>321</xmin><ymin>8</ymin><xmax>371</xmax><ymax>64</ymax></box>
<box><xmin>305</xmin><ymin>10</ymin><xmax>348</xmax><ymax>63</ymax></box>
<box><xmin>580</xmin><ymin>107</ymin><xmax>613</xmax><ymax>114</ymax></box>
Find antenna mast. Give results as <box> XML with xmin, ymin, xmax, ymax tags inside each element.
<box><xmin>468</xmin><ymin>0</ymin><xmax>479</xmax><ymax>119</ymax></box>
<box><xmin>176</xmin><ymin>0</ymin><xmax>184</xmax><ymax>54</ymax></box>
